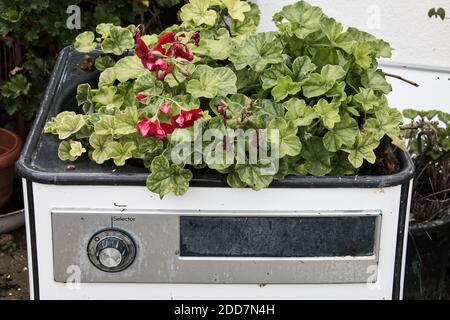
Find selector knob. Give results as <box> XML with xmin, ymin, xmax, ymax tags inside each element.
<box><xmin>88</xmin><ymin>229</ymin><xmax>136</xmax><ymax>272</ymax></box>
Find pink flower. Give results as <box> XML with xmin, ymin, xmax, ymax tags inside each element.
<box><xmin>135</xmin><ymin>92</ymin><xmax>147</xmax><ymax>102</ymax></box>
<box><xmin>161</xmin><ymin>103</ymin><xmax>171</xmax><ymax>114</ymax></box>
<box><xmin>170</xmin><ymin>109</ymin><xmax>203</xmax><ymax>128</ymax></box>
<box><xmin>136</xmin><ymin>119</ymin><xmax>174</xmax><ymax>139</ymax></box>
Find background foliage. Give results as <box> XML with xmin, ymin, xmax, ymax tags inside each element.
<box><xmin>0</xmin><ymin>0</ymin><xmax>184</xmax><ymax>130</ymax></box>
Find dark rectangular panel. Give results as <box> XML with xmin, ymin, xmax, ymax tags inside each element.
<box><xmin>180</xmin><ymin>216</ymin><xmax>377</xmax><ymax>257</ymax></box>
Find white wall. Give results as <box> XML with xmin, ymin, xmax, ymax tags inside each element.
<box><xmin>254</xmin><ymin>0</ymin><xmax>450</xmax><ymax>112</ymax></box>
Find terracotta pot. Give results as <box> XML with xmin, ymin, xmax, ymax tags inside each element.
<box><xmin>0</xmin><ymin>128</ymin><xmax>22</xmax><ymax>207</ymax></box>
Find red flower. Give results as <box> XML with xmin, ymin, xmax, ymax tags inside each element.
<box><xmin>135</xmin><ymin>32</ymin><xmax>194</xmax><ymax>81</ymax></box>
<box><xmin>135</xmin><ymin>92</ymin><xmax>147</xmax><ymax>102</ymax></box>
<box><xmin>171</xmin><ymin>109</ymin><xmax>203</xmax><ymax>128</ymax></box>
<box><xmin>161</xmin><ymin>103</ymin><xmax>171</xmax><ymax>114</ymax></box>
<box><xmin>136</xmin><ymin>119</ymin><xmax>174</xmax><ymax>139</ymax></box>
<box><xmin>190</xmin><ymin>32</ymin><xmax>200</xmax><ymax>46</ymax></box>
<box><xmin>167</xmin><ymin>42</ymin><xmax>193</xmax><ymax>61</ymax></box>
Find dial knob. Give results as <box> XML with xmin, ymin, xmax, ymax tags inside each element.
<box><xmin>88</xmin><ymin>229</ymin><xmax>136</xmax><ymax>272</ymax></box>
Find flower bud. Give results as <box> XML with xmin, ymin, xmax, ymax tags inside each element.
<box><xmin>181</xmin><ymin>68</ymin><xmax>192</xmax><ymax>77</ymax></box>
<box><xmin>135</xmin><ymin>92</ymin><xmax>147</xmax><ymax>102</ymax></box>
<box><xmin>161</xmin><ymin>103</ymin><xmax>171</xmax><ymax>114</ymax></box>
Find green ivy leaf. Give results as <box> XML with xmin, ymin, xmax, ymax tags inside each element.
<box><xmin>180</xmin><ymin>0</ymin><xmax>217</xmax><ymax>27</ymax></box>
<box><xmin>99</xmin><ymin>56</ymin><xmax>148</xmax><ymax>85</ymax></box>
<box><xmin>261</xmin><ymin>63</ymin><xmax>293</xmax><ymax>90</ymax></box>
<box><xmin>107</xmin><ymin>141</ymin><xmax>136</xmax><ymax>166</ymax></box>
<box><xmin>352</xmin><ymin>88</ymin><xmax>379</xmax><ymax>112</ymax></box>
<box><xmin>226</xmin><ymin>171</ymin><xmax>246</xmax><ymax>188</ymax></box>
<box><xmin>101</xmin><ymin>26</ymin><xmax>134</xmax><ymax>55</ymax></box>
<box><xmin>273</xmin><ymin>1</ymin><xmax>323</xmax><ymax>39</ymax></box>
<box><xmin>92</xmin><ymin>86</ymin><xmax>124</xmax><ymax>109</ymax></box>
<box><xmin>292</xmin><ymin>56</ymin><xmax>317</xmax><ymax>81</ymax></box>
<box><xmin>115</xmin><ymin>106</ymin><xmax>139</xmax><ymax>136</ymax></box>
<box><xmin>323</xmin><ymin>114</ymin><xmax>359</xmax><ymax>152</ymax></box>
<box><xmin>301</xmin><ymin>136</ymin><xmax>332</xmax><ymax>176</ymax></box>
<box><xmin>54</xmin><ymin>113</ymin><xmax>86</xmax><ymax>140</ymax></box>
<box><xmin>221</xmin><ymin>0</ymin><xmax>251</xmax><ymax>21</ymax></box>
<box><xmin>96</xmin><ymin>23</ymin><xmax>115</xmax><ymax>39</ymax></box>
<box><xmin>229</xmin><ymin>32</ymin><xmax>284</xmax><ymax>72</ymax></box>
<box><xmin>362</xmin><ymin>69</ymin><xmax>392</xmax><ymax>94</ymax></box>
<box><xmin>76</xmin><ymin>84</ymin><xmax>94</xmax><ymax>114</ymax></box>
<box><xmin>283</xmin><ymin>98</ymin><xmax>318</xmax><ymax>127</ymax></box>
<box><xmin>134</xmin><ymin>72</ymin><xmax>164</xmax><ymax>96</ymax></box>
<box><xmin>342</xmin><ymin>131</ymin><xmax>380</xmax><ymax>168</ymax></box>
<box><xmin>315</xmin><ymin>99</ymin><xmax>341</xmax><ymax>129</ymax></box>
<box><xmin>187</xmin><ymin>65</ymin><xmax>237</xmax><ymax>99</ymax></box>
<box><xmin>74</xmin><ymin>31</ymin><xmax>97</xmax><ymax>53</ymax></box>
<box><xmin>271</xmin><ymin>76</ymin><xmax>301</xmax><ymax>102</ymax></box>
<box><xmin>353</xmin><ymin>42</ymin><xmax>373</xmax><ymax>69</ymax></box>
<box><xmin>236</xmin><ymin>161</ymin><xmax>275</xmax><ymax>191</ymax></box>
<box><xmin>146</xmin><ymin>155</ymin><xmax>193</xmax><ymax>198</ymax></box>
<box><xmin>302</xmin><ymin>64</ymin><xmax>346</xmax><ymax>98</ymax></box>
<box><xmin>320</xmin><ymin>17</ymin><xmax>355</xmax><ymax>53</ymax></box>
<box><xmin>58</xmin><ymin>140</ymin><xmax>86</xmax><ymax>161</ymax></box>
<box><xmin>268</xmin><ymin>118</ymin><xmax>301</xmax><ymax>157</ymax></box>
<box><xmin>364</xmin><ymin>108</ymin><xmax>403</xmax><ymax>140</ymax></box>
<box><xmin>89</xmin><ymin>134</ymin><xmax>113</xmax><ymax>164</ymax></box>
<box><xmin>95</xmin><ymin>56</ymin><xmax>116</xmax><ymax>71</ymax></box>
<box><xmin>231</xmin><ymin>16</ymin><xmax>257</xmax><ymax>36</ymax></box>
<box><xmin>94</xmin><ymin>115</ymin><xmax>115</xmax><ymax>136</ymax></box>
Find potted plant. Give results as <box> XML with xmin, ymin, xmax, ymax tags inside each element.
<box><xmin>401</xmin><ymin>109</ymin><xmax>450</xmax><ymax>300</ymax></box>
<box><xmin>17</xmin><ymin>1</ymin><xmax>415</xmax><ymax>299</ymax></box>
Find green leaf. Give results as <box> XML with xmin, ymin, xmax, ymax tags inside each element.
<box><xmin>89</xmin><ymin>134</ymin><xmax>113</xmax><ymax>164</ymax></box>
<box><xmin>94</xmin><ymin>115</ymin><xmax>115</xmax><ymax>136</ymax></box>
<box><xmin>271</xmin><ymin>76</ymin><xmax>301</xmax><ymax>102</ymax></box>
<box><xmin>353</xmin><ymin>42</ymin><xmax>373</xmax><ymax>69</ymax></box>
<box><xmin>227</xmin><ymin>171</ymin><xmax>246</xmax><ymax>188</ymax></box>
<box><xmin>96</xmin><ymin>23</ymin><xmax>115</xmax><ymax>39</ymax></box>
<box><xmin>74</xmin><ymin>32</ymin><xmax>97</xmax><ymax>53</ymax></box>
<box><xmin>146</xmin><ymin>155</ymin><xmax>193</xmax><ymax>198</ymax></box>
<box><xmin>342</xmin><ymin>132</ymin><xmax>380</xmax><ymax>168</ymax></box>
<box><xmin>196</xmin><ymin>31</ymin><xmax>232</xmax><ymax>60</ymax></box>
<box><xmin>301</xmin><ymin>136</ymin><xmax>332</xmax><ymax>176</ymax></box>
<box><xmin>231</xmin><ymin>16</ymin><xmax>257</xmax><ymax>36</ymax></box>
<box><xmin>76</xmin><ymin>84</ymin><xmax>94</xmax><ymax>114</ymax></box>
<box><xmin>221</xmin><ymin>0</ymin><xmax>251</xmax><ymax>21</ymax></box>
<box><xmin>107</xmin><ymin>141</ymin><xmax>136</xmax><ymax>166</ymax></box>
<box><xmin>229</xmin><ymin>32</ymin><xmax>284</xmax><ymax>72</ymax></box>
<box><xmin>99</xmin><ymin>56</ymin><xmax>148</xmax><ymax>85</ymax></box>
<box><xmin>283</xmin><ymin>98</ymin><xmax>318</xmax><ymax>127</ymax></box>
<box><xmin>364</xmin><ymin>108</ymin><xmax>402</xmax><ymax>140</ymax></box>
<box><xmin>187</xmin><ymin>65</ymin><xmax>237</xmax><ymax>99</ymax></box>
<box><xmin>292</xmin><ymin>56</ymin><xmax>317</xmax><ymax>81</ymax></box>
<box><xmin>273</xmin><ymin>1</ymin><xmax>323</xmax><ymax>39</ymax></box>
<box><xmin>101</xmin><ymin>26</ymin><xmax>134</xmax><ymax>55</ymax></box>
<box><xmin>320</xmin><ymin>17</ymin><xmax>355</xmax><ymax>53</ymax></box>
<box><xmin>302</xmin><ymin>64</ymin><xmax>346</xmax><ymax>98</ymax></box>
<box><xmin>261</xmin><ymin>63</ymin><xmax>293</xmax><ymax>90</ymax></box>
<box><xmin>236</xmin><ymin>162</ymin><xmax>275</xmax><ymax>191</ymax></box>
<box><xmin>55</xmin><ymin>113</ymin><xmax>86</xmax><ymax>140</ymax></box>
<box><xmin>180</xmin><ymin>0</ymin><xmax>217</xmax><ymax>27</ymax></box>
<box><xmin>362</xmin><ymin>69</ymin><xmax>392</xmax><ymax>94</ymax></box>
<box><xmin>134</xmin><ymin>72</ymin><xmax>164</xmax><ymax>96</ymax></box>
<box><xmin>115</xmin><ymin>106</ymin><xmax>139</xmax><ymax>136</ymax></box>
<box><xmin>268</xmin><ymin>118</ymin><xmax>301</xmax><ymax>157</ymax></box>
<box><xmin>0</xmin><ymin>9</ymin><xmax>23</xmax><ymax>23</ymax></box>
<box><xmin>323</xmin><ymin>114</ymin><xmax>359</xmax><ymax>152</ymax></box>
<box><xmin>92</xmin><ymin>86</ymin><xmax>124</xmax><ymax>109</ymax></box>
<box><xmin>58</xmin><ymin>140</ymin><xmax>86</xmax><ymax>161</ymax></box>
<box><xmin>95</xmin><ymin>56</ymin><xmax>116</xmax><ymax>71</ymax></box>
<box><xmin>315</xmin><ymin>99</ymin><xmax>341</xmax><ymax>129</ymax></box>
<box><xmin>352</xmin><ymin>88</ymin><xmax>379</xmax><ymax>112</ymax></box>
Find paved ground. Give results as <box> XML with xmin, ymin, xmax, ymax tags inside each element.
<box><xmin>0</xmin><ymin>227</ymin><xmax>29</xmax><ymax>300</ymax></box>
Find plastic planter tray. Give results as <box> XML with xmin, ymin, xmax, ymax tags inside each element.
<box><xmin>17</xmin><ymin>47</ymin><xmax>414</xmax><ymax>300</ymax></box>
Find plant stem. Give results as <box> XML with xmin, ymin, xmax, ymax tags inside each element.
<box><xmin>218</xmin><ymin>10</ymin><xmax>232</xmax><ymax>37</ymax></box>
<box><xmin>383</xmin><ymin>72</ymin><xmax>419</xmax><ymax>87</ymax></box>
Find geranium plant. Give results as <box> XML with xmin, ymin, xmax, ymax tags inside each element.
<box><xmin>44</xmin><ymin>0</ymin><xmax>406</xmax><ymax>198</ymax></box>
